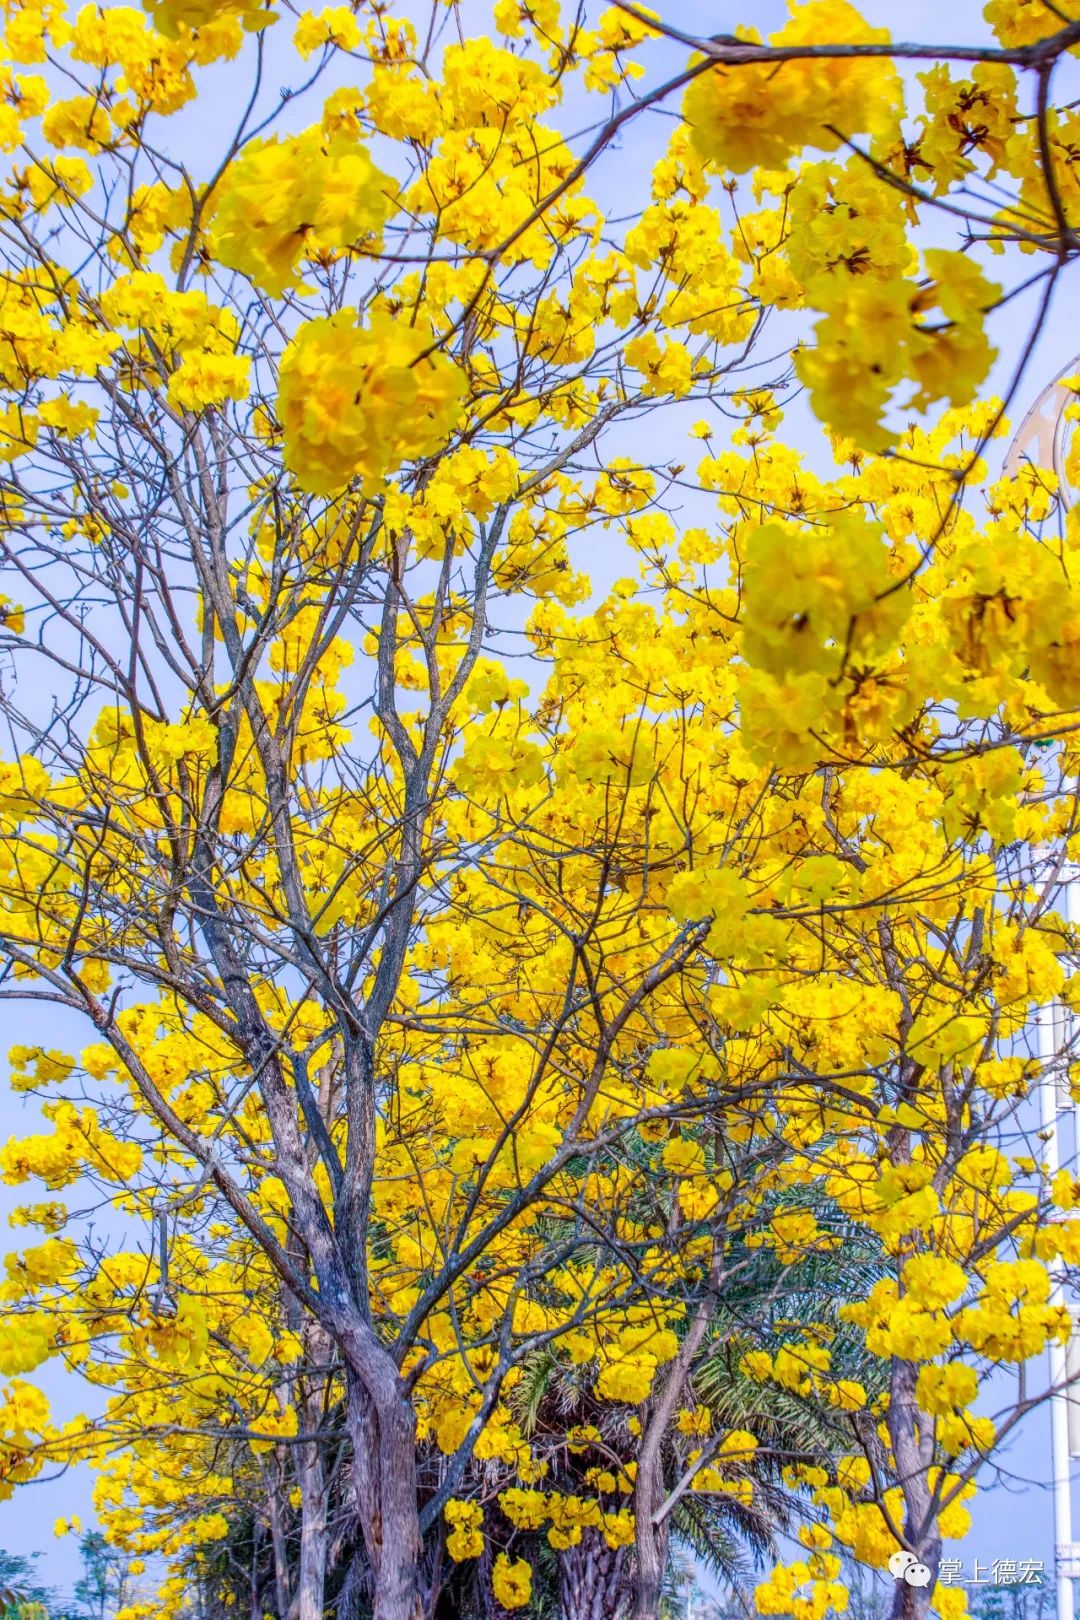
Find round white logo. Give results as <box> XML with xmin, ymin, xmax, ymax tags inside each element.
<box><xmin>888</xmin><ymin>1551</ymin><xmax>932</xmax><ymax>1588</ymax></box>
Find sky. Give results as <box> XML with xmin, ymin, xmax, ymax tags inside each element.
<box><xmin>1</xmin><ymin>0</ymin><xmax>1078</xmax><ymax>1603</ymax></box>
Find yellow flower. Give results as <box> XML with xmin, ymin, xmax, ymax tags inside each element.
<box><xmin>683</xmin><ymin>1</ymin><xmax>901</xmax><ymax>174</ymax></box>
<box><xmin>39</xmin><ymin>397</ymin><xmax>98</xmax><ymax>437</ymax></box>
<box><xmin>902</xmin><ymin>1254</ymin><xmax>968</xmax><ymax>1310</ymax></box>
<box><xmin>444</xmin><ymin>1498</ymin><xmax>484</xmax><ymax>1562</ymax></box>
<box><xmin>491</xmin><ymin>1553</ymin><xmax>532</xmax><ymax>1610</ymax></box>
<box><xmin>209</xmin><ymin>128</ymin><xmax>394</xmax><ymax>295</ymax></box>
<box><xmin>166</xmin><ymin>352</ymin><xmax>251</xmax><ymax>412</ymax></box>
<box><xmin>915</xmin><ymin>1364</ymin><xmax>978</xmax><ymax>1417</ymax></box>
<box><xmin>41</xmin><ymin>94</ymin><xmax>111</xmax><ymax>151</ymax></box>
<box><xmin>741</xmin><ymin>513</ymin><xmax>908</xmax><ymax>679</ymax></box>
<box><xmin>277</xmin><ymin>310</ymin><xmax>464</xmax><ymax>495</ymax></box>
<box><xmin>293</xmin><ymin>5</ymin><xmax>360</xmax><ymax>56</ymax></box>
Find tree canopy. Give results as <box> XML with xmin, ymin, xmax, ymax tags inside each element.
<box><xmin>0</xmin><ymin>1</ymin><xmax>1078</xmax><ymax>1618</ymax></box>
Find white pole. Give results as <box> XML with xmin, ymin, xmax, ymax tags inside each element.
<box><xmin>1041</xmin><ymin>905</ymin><xmax>1074</xmax><ymax>1620</ymax></box>
<box><xmin>1008</xmin><ymin>368</ymin><xmax>1080</xmax><ymax>1620</ymax></box>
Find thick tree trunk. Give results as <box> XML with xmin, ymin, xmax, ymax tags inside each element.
<box><xmin>887</xmin><ymin>1358</ymin><xmax>941</xmax><ymax>1620</ymax></box>
<box><xmin>559</xmin><ymin>1533</ymin><xmax>630</xmax><ymax>1620</ymax></box>
<box><xmin>374</xmin><ymin>1390</ymin><xmax>423</xmax><ymax>1620</ymax></box>
<box><xmin>344</xmin><ymin>1354</ymin><xmax>424</xmax><ymax>1620</ymax></box>
<box><xmin>629</xmin><ymin>1498</ymin><xmax>668</xmax><ymax>1620</ymax></box>
<box><xmin>324</xmin><ymin>1031</ymin><xmax>425</xmax><ymax>1620</ymax></box>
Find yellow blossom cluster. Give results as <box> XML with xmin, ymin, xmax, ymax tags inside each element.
<box><xmin>277</xmin><ymin>310</ymin><xmax>464</xmax><ymax>495</ymax></box>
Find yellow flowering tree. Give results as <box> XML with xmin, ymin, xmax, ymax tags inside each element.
<box><xmin>2</xmin><ymin>2</ymin><xmax>1080</xmax><ymax>1620</ymax></box>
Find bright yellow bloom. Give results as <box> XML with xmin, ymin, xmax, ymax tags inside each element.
<box><xmin>277</xmin><ymin>311</ymin><xmax>464</xmax><ymax>495</ymax></box>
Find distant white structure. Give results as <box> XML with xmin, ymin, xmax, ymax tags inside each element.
<box><xmin>1004</xmin><ymin>358</ymin><xmax>1080</xmax><ymax>500</ymax></box>
<box><xmin>1038</xmin><ymin>992</ymin><xmax>1079</xmax><ymax>1620</ymax></box>
<box><xmin>1009</xmin><ymin>363</ymin><xmax>1080</xmax><ymax>1620</ymax></box>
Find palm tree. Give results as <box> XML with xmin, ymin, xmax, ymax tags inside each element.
<box><xmin>425</xmin><ymin>1211</ymin><xmax>888</xmax><ymax>1620</ymax></box>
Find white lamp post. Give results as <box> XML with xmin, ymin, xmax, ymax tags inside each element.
<box><xmin>1039</xmin><ymin>990</ymin><xmax>1077</xmax><ymax>1620</ymax></box>
<box><xmin>1007</xmin><ymin>367</ymin><xmax>1080</xmax><ymax>1620</ymax></box>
